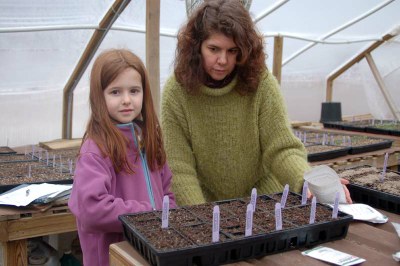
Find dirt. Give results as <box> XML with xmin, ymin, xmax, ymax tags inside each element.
<box><xmin>337</xmin><ymin>166</ymin><xmax>400</xmax><ymax>196</ymax></box>
<box><xmin>121</xmin><ymin>193</ymin><xmax>342</xmax><ymax>251</ymax></box>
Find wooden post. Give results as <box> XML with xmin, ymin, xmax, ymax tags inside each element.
<box><xmin>146</xmin><ymin>0</ymin><xmax>161</xmax><ymax>116</ymax></box>
<box><xmin>61</xmin><ymin>0</ymin><xmax>131</xmax><ymax>139</ymax></box>
<box><xmin>365</xmin><ymin>53</ymin><xmax>400</xmax><ymax>120</ymax></box>
<box><xmin>325</xmin><ymin>33</ymin><xmax>395</xmax><ymax>102</ymax></box>
<box><xmin>272</xmin><ymin>36</ymin><xmax>283</xmax><ymax>84</ymax></box>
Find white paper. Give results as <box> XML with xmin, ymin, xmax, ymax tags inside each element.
<box><xmin>302</xmin><ymin>246</ymin><xmax>365</xmax><ymax>265</ymax></box>
<box><xmin>392</xmin><ymin>222</ymin><xmax>400</xmax><ymax>237</ymax></box>
<box><xmin>328</xmin><ymin>203</ymin><xmax>388</xmax><ymax>223</ymax></box>
<box><xmin>0</xmin><ymin>183</ymin><xmax>72</xmax><ymax>207</ymax></box>
<box><xmin>304</xmin><ymin>165</ymin><xmax>346</xmax><ymax>204</ymax></box>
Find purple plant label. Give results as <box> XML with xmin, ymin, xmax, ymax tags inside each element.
<box><xmin>330</xmin><ymin>135</ymin><xmax>334</xmax><ymax>145</ymax></box>
<box><xmin>342</xmin><ymin>136</ymin><xmax>346</xmax><ymax>146</ymax></box>
<box><xmin>348</xmin><ymin>136</ymin><xmax>352</xmax><ymax>146</ymax></box>
<box><xmin>46</xmin><ymin>151</ymin><xmax>49</xmax><ymax>165</ymax></box>
<box><xmin>281</xmin><ymin>184</ymin><xmax>289</xmax><ymax>208</ymax></box>
<box><xmin>275</xmin><ymin>203</ymin><xmax>282</xmax><ymax>230</ymax></box>
<box><xmin>303</xmin><ymin>132</ymin><xmax>307</xmax><ymax>144</ymax></box>
<box><xmin>301</xmin><ymin>181</ymin><xmax>308</xmax><ymax>205</ymax></box>
<box><xmin>53</xmin><ymin>154</ymin><xmax>56</xmax><ymax>168</ymax></box>
<box><xmin>212</xmin><ymin>205</ymin><xmax>220</xmax><ymax>242</ymax></box>
<box><xmin>161</xmin><ymin>195</ymin><xmax>169</xmax><ymax>228</ymax></box>
<box><xmin>332</xmin><ymin>191</ymin><xmax>340</xmax><ymax>219</ymax></box>
<box><xmin>28</xmin><ymin>165</ymin><xmax>31</xmax><ymax>178</ymax></box>
<box><xmin>245</xmin><ymin>203</ymin><xmax>253</xmax><ymax>237</ymax></box>
<box><xmin>298</xmin><ymin>132</ymin><xmax>302</xmax><ymax>142</ymax></box>
<box><xmin>322</xmin><ymin>134</ymin><xmax>327</xmax><ymax>145</ymax></box>
<box><xmin>31</xmin><ymin>145</ymin><xmax>35</xmax><ymax>159</ymax></box>
<box><xmin>380</xmin><ymin>152</ymin><xmax>389</xmax><ymax>182</ymax></box>
<box><xmin>251</xmin><ymin>188</ymin><xmax>257</xmax><ymax>212</ymax></box>
<box><xmin>316</xmin><ymin>133</ymin><xmax>319</xmax><ymax>143</ymax></box>
<box><xmin>309</xmin><ymin>197</ymin><xmax>317</xmax><ymax>224</ymax></box>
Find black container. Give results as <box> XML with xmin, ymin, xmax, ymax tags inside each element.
<box><xmin>349</xmin><ymin>139</ymin><xmax>393</xmax><ymax>154</ymax></box>
<box><xmin>338</xmin><ymin>165</ymin><xmax>400</xmax><ymax>214</ymax></box>
<box><xmin>320</xmin><ymin>102</ymin><xmax>342</xmax><ymax>123</ymax></box>
<box><xmin>347</xmin><ymin>183</ymin><xmax>400</xmax><ymax>214</ymax></box>
<box><xmin>306</xmin><ymin>145</ymin><xmax>350</xmax><ymax>162</ymax></box>
<box><xmin>119</xmin><ymin>194</ymin><xmax>352</xmax><ymax>266</ymax></box>
<box><xmin>0</xmin><ymin>146</ymin><xmax>17</xmax><ymax>155</ymax></box>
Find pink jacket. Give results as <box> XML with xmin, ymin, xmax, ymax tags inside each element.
<box><xmin>68</xmin><ymin>123</ymin><xmax>176</xmax><ymax>266</ymax></box>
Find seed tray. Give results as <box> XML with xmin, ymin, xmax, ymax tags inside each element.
<box><xmin>365</xmin><ymin>126</ymin><xmax>400</xmax><ymax>137</ymax></box>
<box><xmin>337</xmin><ymin>165</ymin><xmax>400</xmax><ymax>214</ymax></box>
<box><xmin>347</xmin><ymin>183</ymin><xmax>400</xmax><ymax>214</ymax></box>
<box><xmin>120</xmin><ymin>193</ymin><xmax>352</xmax><ymax>266</ymax></box>
<box><xmin>306</xmin><ymin>145</ymin><xmax>350</xmax><ymax>162</ymax></box>
<box><xmin>0</xmin><ymin>146</ymin><xmax>17</xmax><ymax>155</ymax></box>
<box><xmin>348</xmin><ymin>139</ymin><xmax>393</xmax><ymax>154</ymax></box>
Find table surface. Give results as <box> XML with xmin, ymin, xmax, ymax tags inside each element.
<box><xmin>110</xmin><ymin>209</ymin><xmax>400</xmax><ymax>266</ymax></box>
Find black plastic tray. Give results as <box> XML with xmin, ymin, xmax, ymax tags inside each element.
<box><xmin>347</xmin><ymin>183</ymin><xmax>400</xmax><ymax>214</ymax></box>
<box><xmin>120</xmin><ymin>195</ymin><xmax>352</xmax><ymax>266</ymax></box>
<box><xmin>349</xmin><ymin>139</ymin><xmax>393</xmax><ymax>154</ymax></box>
<box><xmin>307</xmin><ymin>145</ymin><xmax>350</xmax><ymax>162</ymax></box>
<box><xmin>365</xmin><ymin>126</ymin><xmax>400</xmax><ymax>137</ymax></box>
<box><xmin>338</xmin><ymin>165</ymin><xmax>400</xmax><ymax>214</ymax></box>
<box><xmin>0</xmin><ymin>146</ymin><xmax>17</xmax><ymax>155</ymax></box>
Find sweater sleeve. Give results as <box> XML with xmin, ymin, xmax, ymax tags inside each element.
<box><xmin>68</xmin><ymin>152</ymin><xmax>153</xmax><ymax>233</ymax></box>
<box><xmin>258</xmin><ymin>73</ymin><xmax>311</xmax><ymax>193</ymax></box>
<box><xmin>161</xmin><ymin>77</ymin><xmax>206</xmax><ymax>206</ymax></box>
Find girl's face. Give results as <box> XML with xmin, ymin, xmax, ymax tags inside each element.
<box><xmin>103</xmin><ymin>67</ymin><xmax>143</xmax><ymax>124</ymax></box>
<box><xmin>200</xmin><ymin>32</ymin><xmax>239</xmax><ymax>81</ymax></box>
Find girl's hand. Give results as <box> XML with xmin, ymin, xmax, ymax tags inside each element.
<box><xmin>306</xmin><ymin>178</ymin><xmax>353</xmax><ymax>204</ymax></box>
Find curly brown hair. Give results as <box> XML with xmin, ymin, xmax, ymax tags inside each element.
<box><xmin>174</xmin><ymin>0</ymin><xmax>267</xmax><ymax>94</ymax></box>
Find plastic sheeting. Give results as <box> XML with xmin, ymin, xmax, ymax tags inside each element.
<box><xmin>0</xmin><ymin>0</ymin><xmax>399</xmax><ymax>146</ymax></box>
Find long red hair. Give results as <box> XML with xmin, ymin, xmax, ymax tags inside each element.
<box><xmin>83</xmin><ymin>49</ymin><xmax>166</xmax><ymax>173</ymax></box>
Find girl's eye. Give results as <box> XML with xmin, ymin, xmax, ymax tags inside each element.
<box><xmin>209</xmin><ymin>46</ymin><xmax>217</xmax><ymax>52</ymax></box>
<box><xmin>131</xmin><ymin>88</ymin><xmax>141</xmax><ymax>94</ymax></box>
<box><xmin>229</xmin><ymin>49</ymin><xmax>239</xmax><ymax>54</ymax></box>
<box><xmin>111</xmin><ymin>89</ymin><xmax>119</xmax><ymax>95</ymax></box>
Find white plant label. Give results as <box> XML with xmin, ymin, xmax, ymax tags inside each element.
<box><xmin>275</xmin><ymin>202</ymin><xmax>282</xmax><ymax>231</ymax></box>
<box><xmin>161</xmin><ymin>195</ymin><xmax>169</xmax><ymax>228</ymax></box>
<box><xmin>212</xmin><ymin>205</ymin><xmax>220</xmax><ymax>242</ymax></box>
<box><xmin>380</xmin><ymin>152</ymin><xmax>389</xmax><ymax>182</ymax></box>
<box><xmin>309</xmin><ymin>196</ymin><xmax>317</xmax><ymax>224</ymax></box>
<box><xmin>245</xmin><ymin>203</ymin><xmax>253</xmax><ymax>237</ymax></box>
<box><xmin>281</xmin><ymin>184</ymin><xmax>289</xmax><ymax>208</ymax></box>
<box><xmin>301</xmin><ymin>181</ymin><xmax>308</xmax><ymax>205</ymax></box>
<box><xmin>332</xmin><ymin>191</ymin><xmax>339</xmax><ymax>219</ymax></box>
<box><xmin>250</xmin><ymin>188</ymin><xmax>257</xmax><ymax>212</ymax></box>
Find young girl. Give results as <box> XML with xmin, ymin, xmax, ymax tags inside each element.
<box><xmin>68</xmin><ymin>49</ymin><xmax>176</xmax><ymax>266</ymax></box>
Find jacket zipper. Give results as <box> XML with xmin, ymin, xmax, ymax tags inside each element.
<box><xmin>118</xmin><ymin>123</ymin><xmax>156</xmax><ymax>210</ymax></box>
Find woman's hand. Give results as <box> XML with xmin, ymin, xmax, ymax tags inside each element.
<box><xmin>340</xmin><ymin>178</ymin><xmax>352</xmax><ymax>204</ymax></box>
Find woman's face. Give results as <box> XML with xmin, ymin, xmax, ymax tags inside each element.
<box><xmin>200</xmin><ymin>32</ymin><xmax>239</xmax><ymax>81</ymax></box>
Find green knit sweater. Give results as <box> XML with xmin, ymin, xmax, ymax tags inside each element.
<box><xmin>161</xmin><ymin>71</ymin><xmax>310</xmax><ymax>206</ymax></box>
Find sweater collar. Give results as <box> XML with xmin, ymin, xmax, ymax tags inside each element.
<box><xmin>200</xmin><ymin>75</ymin><xmax>238</xmax><ymax>97</ymax></box>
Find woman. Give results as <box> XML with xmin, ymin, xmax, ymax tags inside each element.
<box><xmin>161</xmin><ymin>0</ymin><xmax>350</xmax><ymax>206</ymax></box>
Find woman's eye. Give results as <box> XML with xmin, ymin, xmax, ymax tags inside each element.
<box><xmin>229</xmin><ymin>49</ymin><xmax>239</xmax><ymax>54</ymax></box>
